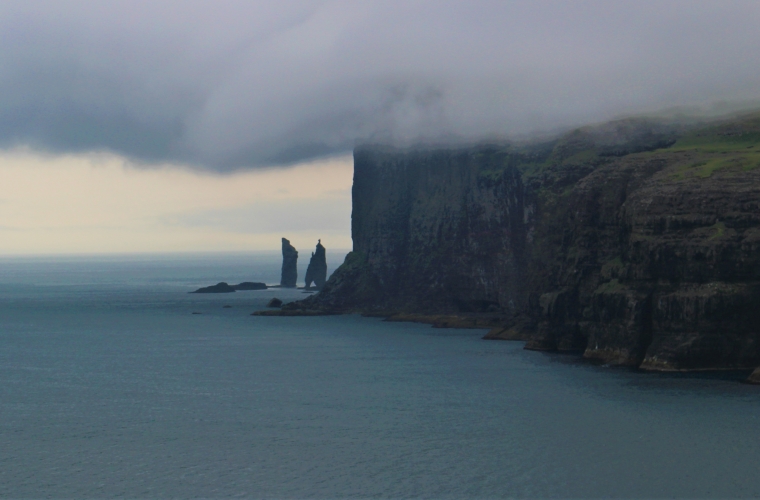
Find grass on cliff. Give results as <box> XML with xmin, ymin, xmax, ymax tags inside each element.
<box><xmin>667</xmin><ymin>119</ymin><xmax>760</xmax><ymax>154</ymax></box>
<box><xmin>656</xmin><ymin>115</ymin><xmax>760</xmax><ymax>180</ymax></box>
<box><xmin>666</xmin><ymin>152</ymin><xmax>760</xmax><ymax>180</ymax></box>
<box><xmin>593</xmin><ymin>112</ymin><xmax>760</xmax><ymax>181</ymax></box>
<box><xmin>594</xmin><ymin>278</ymin><xmax>626</xmax><ymax>294</ymax></box>
<box><xmin>669</xmin><ymin>127</ymin><xmax>760</xmax><ymax>151</ymax></box>
<box><xmin>494</xmin><ymin>112</ymin><xmax>760</xmax><ymax>184</ymax></box>
<box><xmin>709</xmin><ymin>221</ymin><xmax>726</xmax><ymax>240</ymax></box>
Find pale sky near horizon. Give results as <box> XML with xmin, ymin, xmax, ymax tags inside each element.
<box><xmin>0</xmin><ymin>150</ymin><xmax>353</xmax><ymax>254</ymax></box>
<box><xmin>1</xmin><ymin>0</ymin><xmax>759</xmax><ymax>254</ymax></box>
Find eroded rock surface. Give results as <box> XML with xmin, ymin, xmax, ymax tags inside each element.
<box><xmin>289</xmin><ymin>113</ymin><xmax>760</xmax><ymax>372</ymax></box>
<box><xmin>280</xmin><ymin>238</ymin><xmax>298</xmax><ymax>287</ymax></box>
<box><xmin>304</xmin><ymin>240</ymin><xmax>327</xmax><ymax>289</ymax></box>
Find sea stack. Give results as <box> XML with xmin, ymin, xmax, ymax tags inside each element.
<box><xmin>280</xmin><ymin>238</ymin><xmax>298</xmax><ymax>287</ymax></box>
<box><xmin>304</xmin><ymin>239</ymin><xmax>327</xmax><ymax>290</ymax></box>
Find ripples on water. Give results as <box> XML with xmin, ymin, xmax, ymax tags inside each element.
<box><xmin>0</xmin><ymin>253</ymin><xmax>758</xmax><ymax>498</ymax></box>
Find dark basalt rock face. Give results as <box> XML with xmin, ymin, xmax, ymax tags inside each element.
<box><xmin>280</xmin><ymin>238</ymin><xmax>298</xmax><ymax>287</ymax></box>
<box><xmin>295</xmin><ymin>144</ymin><xmax>529</xmax><ymax>313</ymax></box>
<box><xmin>304</xmin><ymin>240</ymin><xmax>327</xmax><ymax>289</ymax></box>
<box><xmin>267</xmin><ymin>297</ymin><xmax>283</xmax><ymax>308</ymax></box>
<box><xmin>292</xmin><ymin>112</ymin><xmax>760</xmax><ymax>373</ymax></box>
<box><xmin>233</xmin><ymin>282</ymin><xmax>267</xmax><ymax>290</ymax></box>
<box><xmin>192</xmin><ymin>282</ymin><xmax>236</xmax><ymax>293</ymax></box>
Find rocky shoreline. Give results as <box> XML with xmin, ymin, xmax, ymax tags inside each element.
<box><xmin>269</xmin><ymin>111</ymin><xmax>760</xmax><ymax>384</ymax></box>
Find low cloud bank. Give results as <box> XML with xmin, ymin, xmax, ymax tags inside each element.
<box><xmin>1</xmin><ymin>0</ymin><xmax>759</xmax><ymax>171</ymax></box>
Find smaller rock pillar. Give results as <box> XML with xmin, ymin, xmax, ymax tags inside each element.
<box><xmin>304</xmin><ymin>239</ymin><xmax>327</xmax><ymax>289</ymax></box>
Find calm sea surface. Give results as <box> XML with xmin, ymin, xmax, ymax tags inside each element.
<box><xmin>0</xmin><ymin>253</ymin><xmax>758</xmax><ymax>499</ymax></box>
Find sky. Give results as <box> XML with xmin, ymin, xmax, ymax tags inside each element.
<box><xmin>1</xmin><ymin>0</ymin><xmax>760</xmax><ymax>254</ymax></box>
<box><xmin>0</xmin><ymin>150</ymin><xmax>352</xmax><ymax>254</ymax></box>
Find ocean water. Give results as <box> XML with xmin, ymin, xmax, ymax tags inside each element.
<box><xmin>0</xmin><ymin>253</ymin><xmax>758</xmax><ymax>499</ymax></box>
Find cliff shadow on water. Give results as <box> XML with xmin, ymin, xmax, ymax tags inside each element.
<box><xmin>285</xmin><ymin>111</ymin><xmax>760</xmax><ymax>379</ymax></box>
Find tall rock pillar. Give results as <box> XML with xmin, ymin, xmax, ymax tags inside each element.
<box><xmin>304</xmin><ymin>240</ymin><xmax>327</xmax><ymax>290</ymax></box>
<box><xmin>280</xmin><ymin>238</ymin><xmax>298</xmax><ymax>287</ymax></box>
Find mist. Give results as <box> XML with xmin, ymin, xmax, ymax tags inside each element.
<box><xmin>1</xmin><ymin>0</ymin><xmax>759</xmax><ymax>171</ymax></box>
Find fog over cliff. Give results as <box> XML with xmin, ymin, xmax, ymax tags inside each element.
<box><xmin>1</xmin><ymin>0</ymin><xmax>760</xmax><ymax>171</ymax></box>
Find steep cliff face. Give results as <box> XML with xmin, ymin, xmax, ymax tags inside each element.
<box><xmin>311</xmin><ymin>145</ymin><xmax>532</xmax><ymax>313</ymax></box>
<box><xmin>295</xmin><ymin>113</ymin><xmax>760</xmax><ymax>372</ymax></box>
<box><xmin>527</xmin><ymin>147</ymin><xmax>760</xmax><ymax>370</ymax></box>
<box><xmin>523</xmin><ymin>115</ymin><xmax>760</xmax><ymax>371</ymax></box>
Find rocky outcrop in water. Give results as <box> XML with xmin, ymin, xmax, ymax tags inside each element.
<box><xmin>192</xmin><ymin>281</ymin><xmax>268</xmax><ymax>293</ymax></box>
<box><xmin>233</xmin><ymin>282</ymin><xmax>267</xmax><ymax>290</ymax></box>
<box><xmin>289</xmin><ymin>112</ymin><xmax>760</xmax><ymax>373</ymax></box>
<box><xmin>748</xmin><ymin>368</ymin><xmax>760</xmax><ymax>384</ymax></box>
<box><xmin>280</xmin><ymin>238</ymin><xmax>298</xmax><ymax>287</ymax></box>
<box><xmin>304</xmin><ymin>240</ymin><xmax>327</xmax><ymax>289</ymax></box>
<box><xmin>192</xmin><ymin>282</ymin><xmax>236</xmax><ymax>293</ymax></box>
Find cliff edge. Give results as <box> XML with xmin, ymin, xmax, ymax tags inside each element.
<box><xmin>290</xmin><ymin>112</ymin><xmax>760</xmax><ymax>373</ymax></box>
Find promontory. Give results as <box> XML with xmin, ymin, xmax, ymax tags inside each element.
<box><xmin>279</xmin><ymin>111</ymin><xmax>760</xmax><ymax>377</ymax></box>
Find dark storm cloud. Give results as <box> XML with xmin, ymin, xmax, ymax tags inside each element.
<box><xmin>1</xmin><ymin>0</ymin><xmax>759</xmax><ymax>170</ymax></box>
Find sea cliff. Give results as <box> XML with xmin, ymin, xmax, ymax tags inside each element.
<box><xmin>291</xmin><ymin>112</ymin><xmax>760</xmax><ymax>373</ymax></box>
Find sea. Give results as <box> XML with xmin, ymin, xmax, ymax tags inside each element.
<box><xmin>0</xmin><ymin>252</ymin><xmax>758</xmax><ymax>499</ymax></box>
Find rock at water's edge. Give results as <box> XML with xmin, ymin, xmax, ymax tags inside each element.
<box><xmin>304</xmin><ymin>240</ymin><xmax>327</xmax><ymax>289</ymax></box>
<box><xmin>748</xmin><ymin>368</ymin><xmax>760</xmax><ymax>384</ymax></box>
<box><xmin>191</xmin><ymin>282</ymin><xmax>236</xmax><ymax>293</ymax></box>
<box><xmin>233</xmin><ymin>282</ymin><xmax>267</xmax><ymax>290</ymax></box>
<box><xmin>483</xmin><ymin>327</ymin><xmax>532</xmax><ymax>341</ymax></box>
<box><xmin>252</xmin><ymin>309</ymin><xmax>339</xmax><ymax>316</ymax></box>
<box><xmin>267</xmin><ymin>298</ymin><xmax>283</xmax><ymax>308</ymax></box>
<box><xmin>281</xmin><ymin>238</ymin><xmax>298</xmax><ymax>288</ymax></box>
